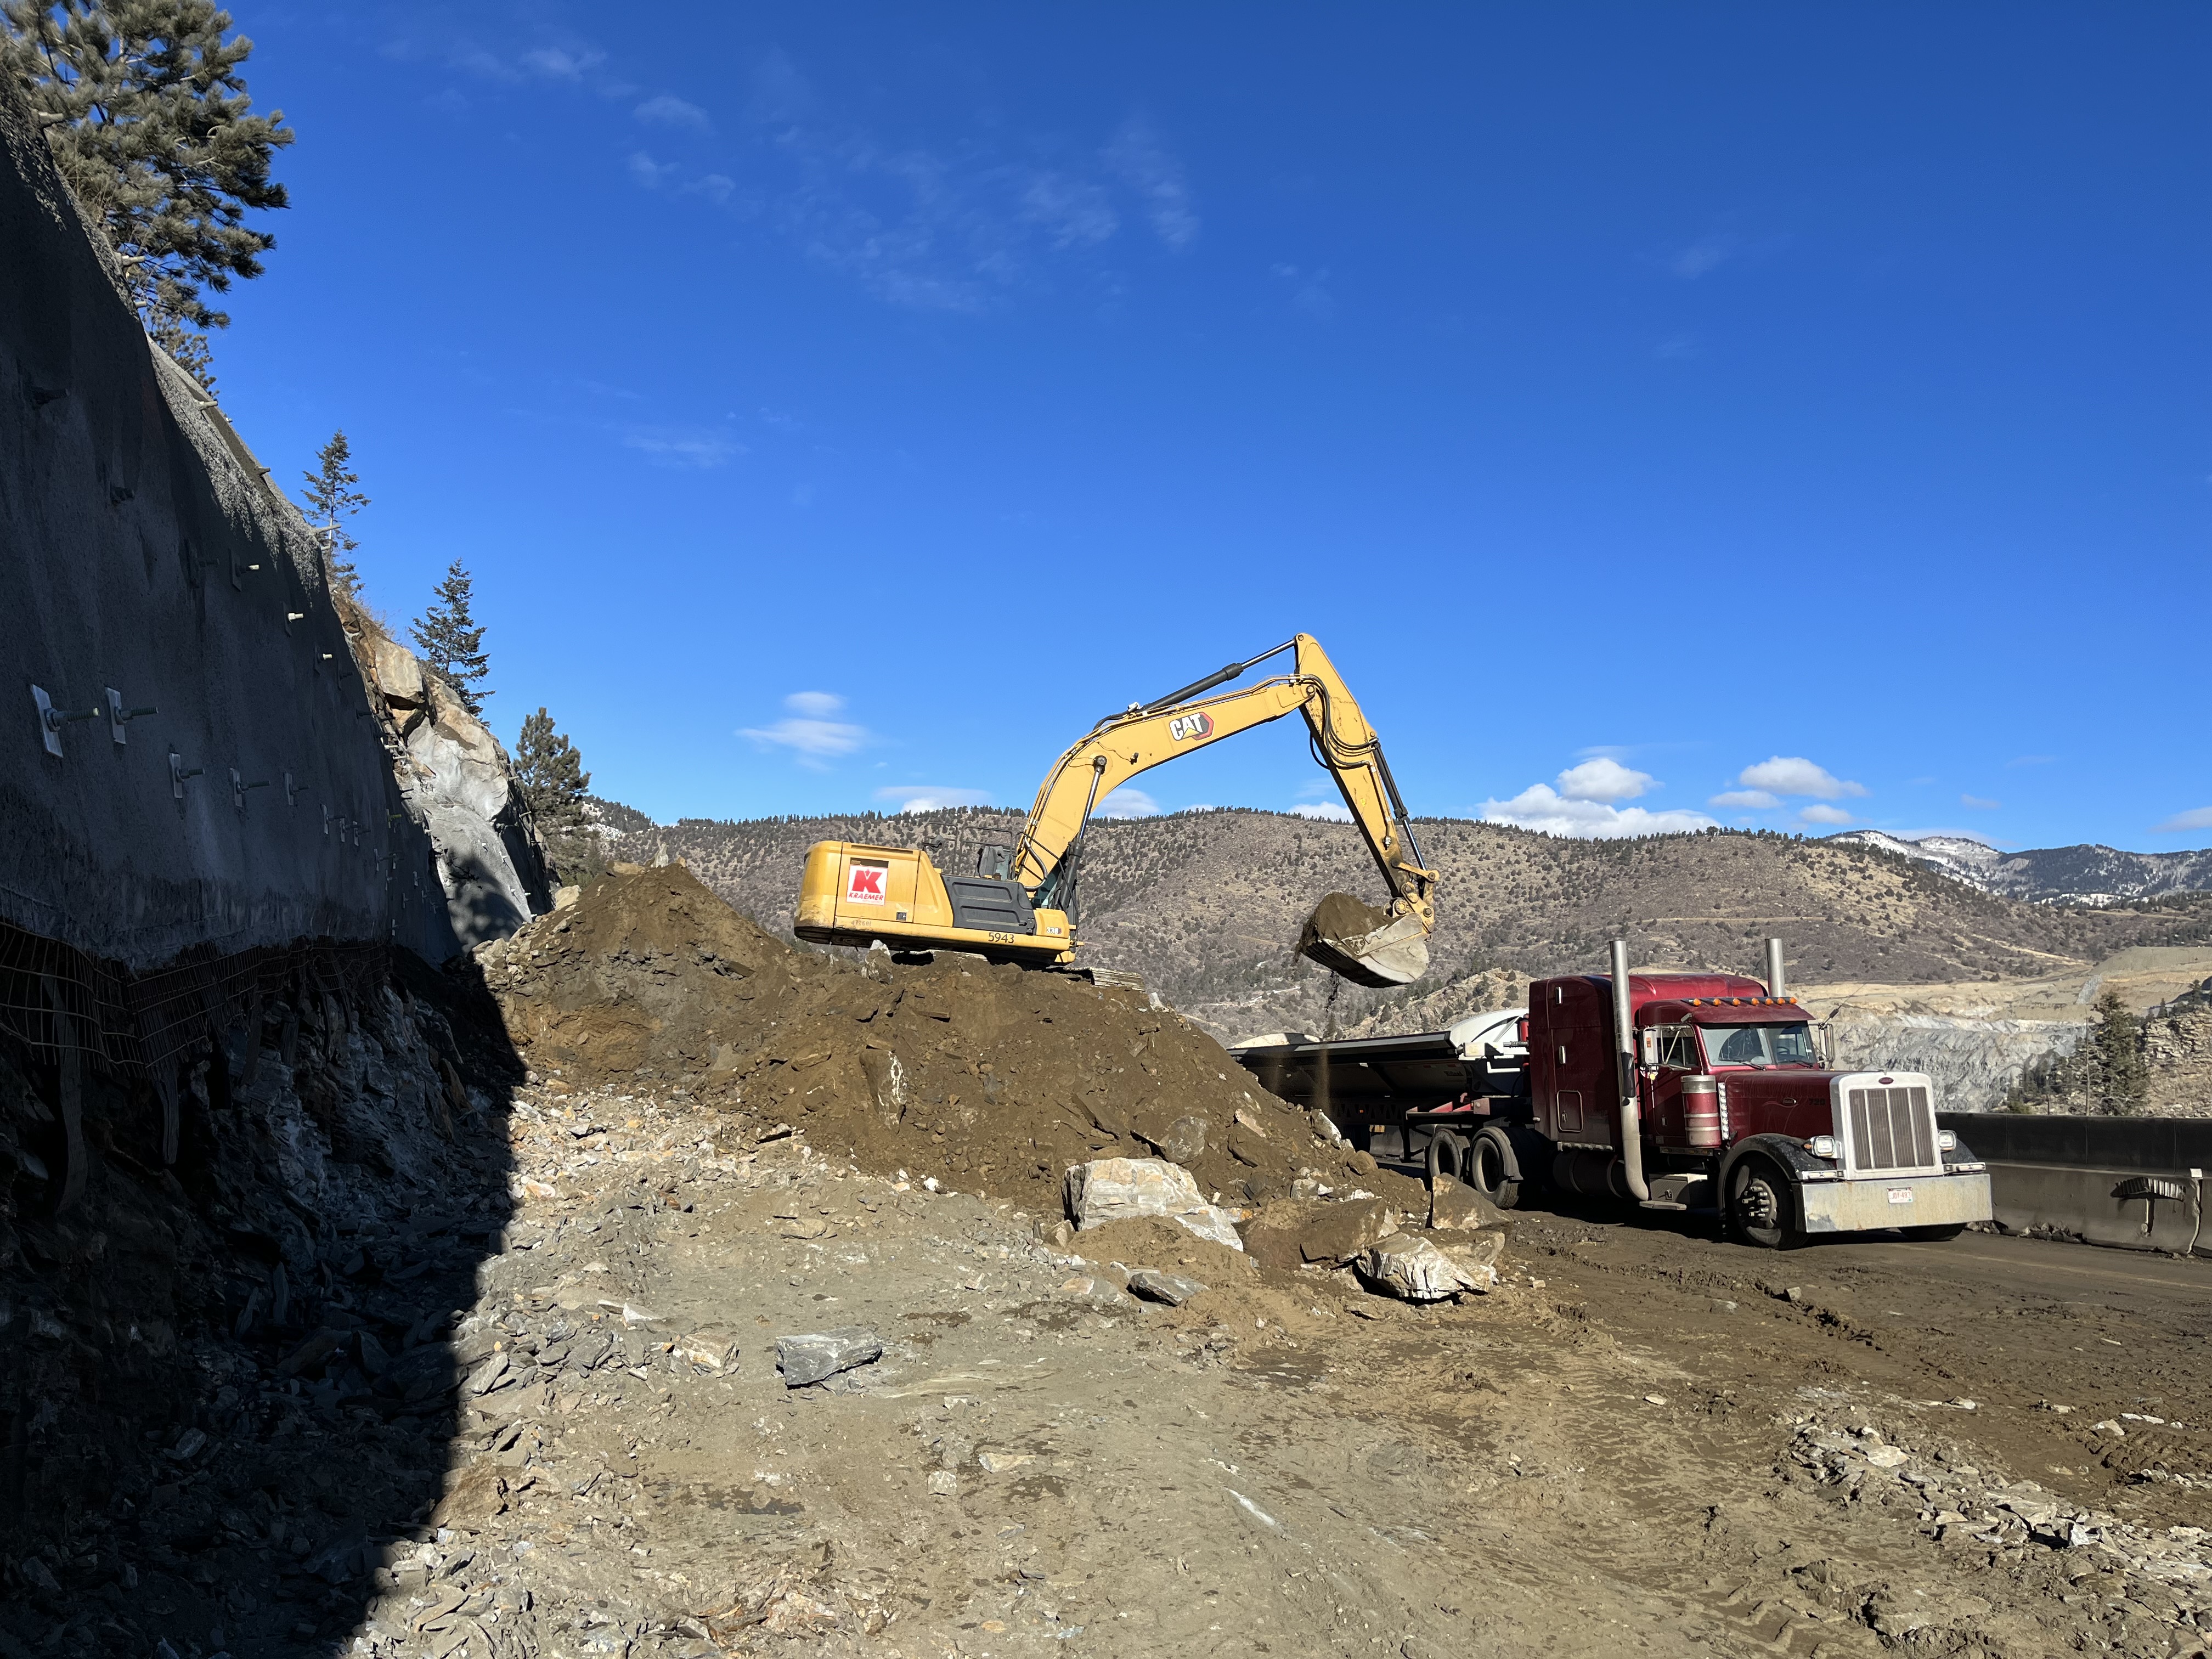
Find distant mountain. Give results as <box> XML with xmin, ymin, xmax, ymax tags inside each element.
<box><xmin>607</xmin><ymin>806</ymin><xmax>2212</xmax><ymax>1044</ymax></box>
<box><xmin>1827</xmin><ymin>831</ymin><xmax>2212</xmax><ymax>907</ymax></box>
<box><xmin>582</xmin><ymin>795</ymin><xmax>653</xmax><ymax>840</ymax></box>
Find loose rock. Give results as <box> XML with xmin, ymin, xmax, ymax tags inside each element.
<box><xmin>776</xmin><ymin>1327</ymin><xmax>884</xmax><ymax>1388</ymax></box>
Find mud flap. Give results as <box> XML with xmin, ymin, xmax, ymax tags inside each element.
<box><xmin>1297</xmin><ymin>893</ymin><xmax>1430</xmax><ymax>988</ymax></box>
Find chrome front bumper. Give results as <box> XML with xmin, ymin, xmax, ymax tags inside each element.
<box><xmin>1798</xmin><ymin>1171</ymin><xmax>1993</xmax><ymax>1233</ymax></box>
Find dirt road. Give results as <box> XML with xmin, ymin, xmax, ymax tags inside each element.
<box><xmin>315</xmin><ymin>1090</ymin><xmax>2210</xmax><ymax>1659</ymax></box>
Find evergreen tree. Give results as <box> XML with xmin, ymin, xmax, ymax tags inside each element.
<box><xmin>2088</xmin><ymin>989</ymin><xmax>2148</xmax><ymax>1113</ymax></box>
<box><xmin>410</xmin><ymin>560</ymin><xmax>490</xmax><ymax>716</ymax></box>
<box><xmin>298</xmin><ymin>428</ymin><xmax>367</xmax><ymax>598</ymax></box>
<box><xmin>2</xmin><ymin>1</ymin><xmax>294</xmax><ymax>388</ymax></box>
<box><xmin>514</xmin><ymin>708</ymin><xmax>590</xmax><ymax>834</ymax></box>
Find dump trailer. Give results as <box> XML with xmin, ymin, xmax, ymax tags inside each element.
<box><xmin>1231</xmin><ymin>938</ymin><xmax>1994</xmax><ymax>1250</ymax></box>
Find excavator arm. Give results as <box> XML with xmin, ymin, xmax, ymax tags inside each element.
<box><xmin>1012</xmin><ymin>635</ymin><xmax>1436</xmax><ymax>986</ymax></box>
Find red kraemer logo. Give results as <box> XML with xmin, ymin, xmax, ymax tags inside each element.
<box><xmin>847</xmin><ymin>862</ymin><xmax>888</xmax><ymax>904</ymax></box>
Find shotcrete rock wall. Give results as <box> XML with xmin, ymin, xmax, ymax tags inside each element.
<box><xmin>0</xmin><ymin>84</ymin><xmax>544</xmax><ymax>972</ymax></box>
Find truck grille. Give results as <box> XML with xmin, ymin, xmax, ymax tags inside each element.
<box><xmin>1847</xmin><ymin>1085</ymin><xmax>1935</xmax><ymax>1172</ymax></box>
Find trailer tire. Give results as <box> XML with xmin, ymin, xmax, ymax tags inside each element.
<box><xmin>1468</xmin><ymin>1125</ymin><xmax>1523</xmax><ymax>1211</ymax></box>
<box><xmin>1726</xmin><ymin>1153</ymin><xmax>1800</xmax><ymax>1250</ymax></box>
<box><xmin>1426</xmin><ymin>1129</ymin><xmax>1469</xmax><ymax>1189</ymax></box>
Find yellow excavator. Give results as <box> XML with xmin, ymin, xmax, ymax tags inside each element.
<box><xmin>793</xmin><ymin>634</ymin><xmax>1437</xmax><ymax>988</ymax></box>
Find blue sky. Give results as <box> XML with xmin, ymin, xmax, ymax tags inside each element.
<box><xmin>210</xmin><ymin>4</ymin><xmax>2209</xmax><ymax>850</ymax></box>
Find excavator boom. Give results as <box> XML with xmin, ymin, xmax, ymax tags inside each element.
<box><xmin>794</xmin><ymin>634</ymin><xmax>1436</xmax><ymax>986</ymax></box>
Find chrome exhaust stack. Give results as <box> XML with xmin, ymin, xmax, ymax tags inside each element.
<box><xmin>1765</xmin><ymin>936</ymin><xmax>1786</xmax><ymax>999</ymax></box>
<box><xmin>1610</xmin><ymin>939</ymin><xmax>1649</xmax><ymax>1201</ymax></box>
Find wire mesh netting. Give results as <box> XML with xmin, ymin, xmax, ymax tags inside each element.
<box><xmin>0</xmin><ymin>916</ymin><xmax>388</xmax><ymax>1082</ymax></box>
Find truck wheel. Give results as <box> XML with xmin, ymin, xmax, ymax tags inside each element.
<box><xmin>1726</xmin><ymin>1155</ymin><xmax>1799</xmax><ymax>1250</ymax></box>
<box><xmin>1426</xmin><ymin>1130</ymin><xmax>1469</xmax><ymax>1189</ymax></box>
<box><xmin>1899</xmin><ymin>1223</ymin><xmax>1966</xmax><ymax>1242</ymax></box>
<box><xmin>1468</xmin><ymin>1126</ymin><xmax>1522</xmax><ymax>1211</ymax></box>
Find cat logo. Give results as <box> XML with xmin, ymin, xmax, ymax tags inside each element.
<box><xmin>1167</xmin><ymin>711</ymin><xmax>1215</xmax><ymax>743</ymax></box>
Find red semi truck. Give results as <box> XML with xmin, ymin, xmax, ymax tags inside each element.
<box><xmin>1230</xmin><ymin>938</ymin><xmax>1994</xmax><ymax>1249</ymax></box>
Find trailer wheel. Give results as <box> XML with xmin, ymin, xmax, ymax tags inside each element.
<box><xmin>1898</xmin><ymin>1223</ymin><xmax>1966</xmax><ymax>1242</ymax></box>
<box><xmin>1426</xmin><ymin>1129</ymin><xmax>1469</xmax><ymax>1189</ymax></box>
<box><xmin>1726</xmin><ymin>1154</ymin><xmax>1799</xmax><ymax>1250</ymax></box>
<box><xmin>1468</xmin><ymin>1125</ymin><xmax>1523</xmax><ymax>1211</ymax></box>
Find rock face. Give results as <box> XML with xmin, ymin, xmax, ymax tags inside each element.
<box><xmin>360</xmin><ymin>633</ymin><xmax>551</xmax><ymax>951</ymax></box>
<box><xmin>1063</xmin><ymin>1158</ymin><xmax>1245</xmax><ymax>1250</ymax></box>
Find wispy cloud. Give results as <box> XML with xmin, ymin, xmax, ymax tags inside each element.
<box><xmin>1798</xmin><ymin>803</ymin><xmax>1856</xmax><ymax>826</ymax></box>
<box><xmin>522</xmin><ymin>45</ymin><xmax>605</xmax><ymax>82</ymax></box>
<box><xmin>1709</xmin><ymin>788</ymin><xmax>1780</xmax><ymax>810</ymax></box>
<box><xmin>1021</xmin><ymin>173</ymin><xmax>1118</xmax><ymax>249</ymax></box>
<box><xmin>2153</xmin><ymin>806</ymin><xmax>2212</xmax><ymax>833</ymax></box>
<box><xmin>1660</xmin><ymin>228</ymin><xmax>1787</xmax><ymax>280</ymax></box>
<box><xmin>2006</xmin><ymin>754</ymin><xmax>2057</xmax><ymax>768</ymax></box>
<box><xmin>740</xmin><ymin>691</ymin><xmax>870</xmax><ymax>769</ymax></box>
<box><xmin>635</xmin><ymin>93</ymin><xmax>711</xmax><ymax>133</ymax></box>
<box><xmin>621</xmin><ymin>426</ymin><xmax>744</xmax><ymax>468</ymax></box>
<box><xmin>1271</xmin><ymin>263</ymin><xmax>1336</xmax><ymax>320</ymax></box>
<box><xmin>1289</xmin><ymin>802</ymin><xmax>1353</xmax><ymax>822</ymax></box>
<box><xmin>1104</xmin><ymin>116</ymin><xmax>1199</xmax><ymax>247</ymax></box>
<box><xmin>1960</xmin><ymin>794</ymin><xmax>2001</xmax><ymax>810</ymax></box>
<box><xmin>876</xmin><ymin>785</ymin><xmax>989</xmax><ymax>813</ymax></box>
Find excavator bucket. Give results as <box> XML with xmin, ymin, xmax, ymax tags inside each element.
<box><xmin>1297</xmin><ymin>892</ymin><xmax>1430</xmax><ymax>989</ymax></box>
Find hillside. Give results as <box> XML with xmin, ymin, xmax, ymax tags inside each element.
<box><xmin>611</xmin><ymin>808</ymin><xmax>2212</xmax><ymax>1044</ymax></box>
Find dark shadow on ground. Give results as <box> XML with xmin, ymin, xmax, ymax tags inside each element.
<box><xmin>0</xmin><ymin>946</ymin><xmax>521</xmax><ymax>1657</ymax></box>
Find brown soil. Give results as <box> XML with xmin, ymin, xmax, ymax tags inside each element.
<box><xmin>482</xmin><ymin>866</ymin><xmax>1423</xmax><ymax>1214</ymax></box>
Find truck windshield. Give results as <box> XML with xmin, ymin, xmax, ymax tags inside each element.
<box><xmin>1702</xmin><ymin>1022</ymin><xmax>1821</xmax><ymax>1068</ymax></box>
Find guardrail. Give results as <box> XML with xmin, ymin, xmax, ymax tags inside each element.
<box><xmin>1940</xmin><ymin>1113</ymin><xmax>2209</xmax><ymax>1256</ymax></box>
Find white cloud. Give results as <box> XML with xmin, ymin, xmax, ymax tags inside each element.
<box><xmin>522</xmin><ymin>45</ymin><xmax>604</xmax><ymax>82</ymax></box>
<box><xmin>1798</xmin><ymin>803</ymin><xmax>1856</xmax><ymax>826</ymax></box>
<box><xmin>2154</xmin><ymin>806</ymin><xmax>2212</xmax><ymax>832</ymax></box>
<box><xmin>1104</xmin><ymin>117</ymin><xmax>1198</xmax><ymax>247</ymax></box>
<box><xmin>740</xmin><ymin>690</ymin><xmax>870</xmax><ymax>768</ymax></box>
<box><xmin>1960</xmin><ymin>794</ymin><xmax>2001</xmax><ymax>810</ymax></box>
<box><xmin>621</xmin><ymin>426</ymin><xmax>743</xmax><ymax>467</ymax></box>
<box><xmin>627</xmin><ymin>151</ymin><xmax>679</xmax><ymax>190</ymax></box>
<box><xmin>1556</xmin><ymin>757</ymin><xmax>1655</xmax><ymax>803</ymax></box>
<box><xmin>635</xmin><ymin>93</ymin><xmax>711</xmax><ymax>133</ymax></box>
<box><xmin>875</xmin><ymin>785</ymin><xmax>988</xmax><ymax>813</ymax></box>
<box><xmin>1482</xmin><ymin>785</ymin><xmax>1716</xmax><ymax>840</ymax></box>
<box><xmin>1709</xmin><ymin>788</ymin><xmax>1780</xmax><ymax>810</ymax></box>
<box><xmin>1736</xmin><ymin>756</ymin><xmax>1866</xmax><ymax>800</ymax></box>
<box><xmin>1095</xmin><ymin>787</ymin><xmax>1160</xmax><ymax>820</ymax></box>
<box><xmin>1289</xmin><ymin>802</ymin><xmax>1353</xmax><ymax>823</ymax></box>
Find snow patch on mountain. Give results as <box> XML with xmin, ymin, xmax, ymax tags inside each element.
<box><xmin>1828</xmin><ymin>831</ymin><xmax>2212</xmax><ymax>907</ymax></box>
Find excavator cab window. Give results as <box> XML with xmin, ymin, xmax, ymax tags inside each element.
<box><xmin>976</xmin><ymin>844</ymin><xmax>1012</xmax><ymax>880</ymax></box>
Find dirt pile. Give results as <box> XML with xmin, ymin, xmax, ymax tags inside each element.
<box><xmin>481</xmin><ymin>866</ymin><xmax>1419</xmax><ymax>1212</ymax></box>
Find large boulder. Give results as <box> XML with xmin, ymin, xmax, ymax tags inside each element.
<box><xmin>1429</xmin><ymin>1174</ymin><xmax>1510</xmax><ymax>1234</ymax></box>
<box><xmin>1063</xmin><ymin>1157</ymin><xmax>1244</xmax><ymax>1250</ymax></box>
<box><xmin>1356</xmin><ymin>1235</ymin><xmax>1493</xmax><ymax>1302</ymax></box>
<box><xmin>1240</xmin><ymin>1197</ymin><xmax>1396</xmax><ymax>1270</ymax></box>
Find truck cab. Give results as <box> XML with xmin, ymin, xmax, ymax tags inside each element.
<box><xmin>1505</xmin><ymin>968</ymin><xmax>1992</xmax><ymax>1247</ymax></box>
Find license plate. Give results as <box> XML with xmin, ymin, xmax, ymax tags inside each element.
<box><xmin>1887</xmin><ymin>1188</ymin><xmax>1915</xmax><ymax>1205</ymax></box>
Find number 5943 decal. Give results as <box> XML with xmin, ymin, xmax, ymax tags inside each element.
<box><xmin>1167</xmin><ymin>711</ymin><xmax>1215</xmax><ymax>743</ymax></box>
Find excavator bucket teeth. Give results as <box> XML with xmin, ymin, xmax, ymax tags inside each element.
<box><xmin>1297</xmin><ymin>893</ymin><xmax>1430</xmax><ymax>989</ymax></box>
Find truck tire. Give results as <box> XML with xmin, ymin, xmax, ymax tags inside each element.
<box><xmin>1468</xmin><ymin>1125</ymin><xmax>1523</xmax><ymax>1211</ymax></box>
<box><xmin>1726</xmin><ymin>1153</ymin><xmax>1800</xmax><ymax>1250</ymax></box>
<box><xmin>1426</xmin><ymin>1129</ymin><xmax>1469</xmax><ymax>1189</ymax></box>
<box><xmin>1899</xmin><ymin>1223</ymin><xmax>1966</xmax><ymax>1242</ymax></box>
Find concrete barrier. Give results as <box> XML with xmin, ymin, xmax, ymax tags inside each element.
<box><xmin>1940</xmin><ymin>1113</ymin><xmax>2210</xmax><ymax>1255</ymax></box>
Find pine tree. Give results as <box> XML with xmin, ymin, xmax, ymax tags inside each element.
<box><xmin>514</xmin><ymin>709</ymin><xmax>590</xmax><ymax>834</ymax></box>
<box><xmin>2</xmin><ymin>1</ymin><xmax>294</xmax><ymax>388</ymax></box>
<box><xmin>299</xmin><ymin>429</ymin><xmax>367</xmax><ymax>598</ymax></box>
<box><xmin>2089</xmin><ymin>989</ymin><xmax>2148</xmax><ymax>1114</ymax></box>
<box><xmin>410</xmin><ymin>560</ymin><xmax>490</xmax><ymax>716</ymax></box>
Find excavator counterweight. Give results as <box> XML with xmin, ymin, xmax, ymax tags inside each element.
<box><xmin>793</xmin><ymin>634</ymin><xmax>1437</xmax><ymax>987</ymax></box>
